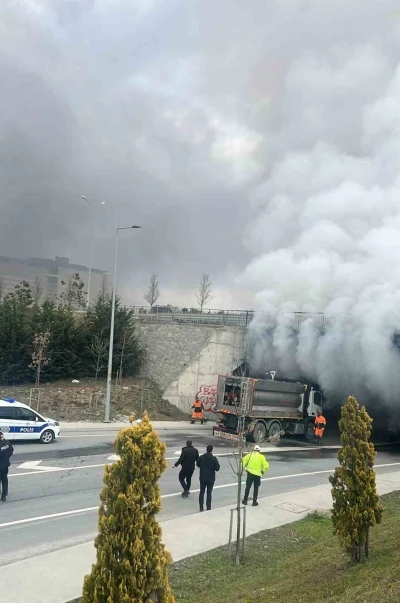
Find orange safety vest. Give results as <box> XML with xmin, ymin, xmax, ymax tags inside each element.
<box><xmin>314</xmin><ymin>415</ymin><xmax>326</xmax><ymax>436</ymax></box>
<box><xmin>192</xmin><ymin>400</ymin><xmax>203</xmax><ymax>418</ymax></box>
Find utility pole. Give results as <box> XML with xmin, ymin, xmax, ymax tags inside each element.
<box><xmin>230</xmin><ymin>377</ymin><xmax>251</xmax><ymax>565</ymax></box>
<box><xmin>104</xmin><ymin>225</ymin><xmax>141</xmax><ymax>423</ymax></box>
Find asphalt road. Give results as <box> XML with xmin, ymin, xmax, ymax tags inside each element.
<box><xmin>2</xmin><ymin>426</ymin><xmax>400</xmax><ymax>567</ymax></box>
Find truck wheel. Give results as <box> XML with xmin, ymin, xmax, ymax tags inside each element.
<box><xmin>268</xmin><ymin>421</ymin><xmax>281</xmax><ymax>440</ymax></box>
<box><xmin>305</xmin><ymin>420</ymin><xmax>315</xmax><ymax>441</ymax></box>
<box><xmin>253</xmin><ymin>421</ymin><xmax>267</xmax><ymax>443</ymax></box>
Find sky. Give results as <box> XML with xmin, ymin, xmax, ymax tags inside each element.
<box><xmin>1</xmin><ymin>0</ymin><xmax>400</xmax><ymax>321</ymax></box>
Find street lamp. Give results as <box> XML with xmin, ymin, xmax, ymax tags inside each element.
<box><xmin>104</xmin><ymin>225</ymin><xmax>142</xmax><ymax>423</ymax></box>
<box><xmin>80</xmin><ymin>196</ymin><xmax>105</xmax><ymax>308</ymax></box>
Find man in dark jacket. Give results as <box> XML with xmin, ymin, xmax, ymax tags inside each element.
<box><xmin>196</xmin><ymin>444</ymin><xmax>220</xmax><ymax>512</ymax></box>
<box><xmin>0</xmin><ymin>432</ymin><xmax>14</xmax><ymax>502</ymax></box>
<box><xmin>174</xmin><ymin>440</ymin><xmax>199</xmax><ymax>497</ymax></box>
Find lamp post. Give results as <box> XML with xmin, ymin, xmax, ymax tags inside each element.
<box><xmin>80</xmin><ymin>196</ymin><xmax>105</xmax><ymax>308</ymax></box>
<box><xmin>104</xmin><ymin>225</ymin><xmax>141</xmax><ymax>423</ymax></box>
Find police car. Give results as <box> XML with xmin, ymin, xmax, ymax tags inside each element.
<box><xmin>0</xmin><ymin>398</ymin><xmax>60</xmax><ymax>443</ymax></box>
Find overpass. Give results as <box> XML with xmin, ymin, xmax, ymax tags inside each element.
<box><xmin>133</xmin><ymin>307</ymin><xmax>248</xmax><ymax>417</ymax></box>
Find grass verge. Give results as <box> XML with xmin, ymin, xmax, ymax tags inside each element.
<box><xmin>168</xmin><ymin>491</ymin><xmax>400</xmax><ymax>603</ymax></box>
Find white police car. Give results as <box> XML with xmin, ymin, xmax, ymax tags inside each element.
<box><xmin>0</xmin><ymin>398</ymin><xmax>60</xmax><ymax>443</ymax></box>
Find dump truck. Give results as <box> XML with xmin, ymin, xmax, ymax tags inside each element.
<box><xmin>212</xmin><ymin>375</ymin><xmax>323</xmax><ymax>443</ymax></box>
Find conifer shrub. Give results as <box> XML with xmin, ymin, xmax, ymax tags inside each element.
<box><xmin>82</xmin><ymin>413</ymin><xmax>175</xmax><ymax>602</ymax></box>
<box><xmin>330</xmin><ymin>395</ymin><xmax>383</xmax><ymax>562</ymax></box>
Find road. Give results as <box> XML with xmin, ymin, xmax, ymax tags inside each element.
<box><xmin>2</xmin><ymin>425</ymin><xmax>400</xmax><ymax>567</ymax></box>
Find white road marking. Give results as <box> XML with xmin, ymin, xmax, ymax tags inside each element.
<box><xmin>17</xmin><ymin>461</ymin><xmax>61</xmax><ymax>472</ymax></box>
<box><xmin>107</xmin><ymin>454</ymin><xmax>120</xmax><ymax>461</ymax></box>
<box><xmin>9</xmin><ymin>463</ymin><xmax>107</xmax><ymax>478</ymax></box>
<box><xmin>2</xmin><ymin>461</ymin><xmax>400</xmax><ymax>529</ymax></box>
<box><xmin>0</xmin><ymin>507</ymin><xmax>99</xmax><ymax>528</ymax></box>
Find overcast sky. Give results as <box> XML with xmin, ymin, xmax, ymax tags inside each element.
<box><xmin>1</xmin><ymin>1</ymin><xmax>400</xmax><ymax>311</ymax></box>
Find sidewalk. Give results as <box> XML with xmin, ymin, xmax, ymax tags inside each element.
<box><xmin>2</xmin><ymin>470</ymin><xmax>400</xmax><ymax>603</ymax></box>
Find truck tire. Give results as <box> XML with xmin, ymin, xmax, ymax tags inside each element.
<box><xmin>305</xmin><ymin>419</ymin><xmax>315</xmax><ymax>441</ymax></box>
<box><xmin>252</xmin><ymin>421</ymin><xmax>267</xmax><ymax>443</ymax></box>
<box><xmin>267</xmin><ymin>421</ymin><xmax>281</xmax><ymax>440</ymax></box>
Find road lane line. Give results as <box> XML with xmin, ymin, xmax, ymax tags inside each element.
<box><xmin>8</xmin><ymin>457</ymin><xmax>400</xmax><ymax>480</ymax></box>
<box><xmin>2</xmin><ymin>461</ymin><xmax>400</xmax><ymax>528</ymax></box>
<box><xmin>0</xmin><ymin>507</ymin><xmax>99</xmax><ymax>528</ymax></box>
<box><xmin>9</xmin><ymin>463</ymin><xmax>107</xmax><ymax>477</ymax></box>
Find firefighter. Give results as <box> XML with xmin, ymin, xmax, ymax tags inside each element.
<box><xmin>190</xmin><ymin>396</ymin><xmax>204</xmax><ymax>424</ymax></box>
<box><xmin>314</xmin><ymin>410</ymin><xmax>326</xmax><ymax>445</ymax></box>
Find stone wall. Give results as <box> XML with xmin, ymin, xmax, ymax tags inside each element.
<box><xmin>135</xmin><ymin>323</ymin><xmax>247</xmax><ymax>417</ymax></box>
<box><xmin>136</xmin><ymin>323</ymin><xmax>215</xmax><ymax>391</ymax></box>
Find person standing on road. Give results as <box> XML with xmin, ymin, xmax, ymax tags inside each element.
<box><xmin>190</xmin><ymin>396</ymin><xmax>204</xmax><ymax>424</ymax></box>
<box><xmin>0</xmin><ymin>431</ymin><xmax>14</xmax><ymax>503</ymax></box>
<box><xmin>197</xmin><ymin>444</ymin><xmax>220</xmax><ymax>512</ymax></box>
<box><xmin>174</xmin><ymin>439</ymin><xmax>199</xmax><ymax>498</ymax></box>
<box><xmin>242</xmin><ymin>444</ymin><xmax>269</xmax><ymax>507</ymax></box>
<box><xmin>314</xmin><ymin>410</ymin><xmax>326</xmax><ymax>445</ymax></box>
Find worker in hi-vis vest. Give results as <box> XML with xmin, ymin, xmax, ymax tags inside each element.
<box><xmin>241</xmin><ymin>445</ymin><xmax>269</xmax><ymax>507</ymax></box>
<box><xmin>190</xmin><ymin>396</ymin><xmax>204</xmax><ymax>424</ymax></box>
<box><xmin>314</xmin><ymin>410</ymin><xmax>326</xmax><ymax>445</ymax></box>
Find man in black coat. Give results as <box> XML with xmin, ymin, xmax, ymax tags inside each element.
<box><xmin>0</xmin><ymin>431</ymin><xmax>14</xmax><ymax>502</ymax></box>
<box><xmin>174</xmin><ymin>440</ymin><xmax>199</xmax><ymax>498</ymax></box>
<box><xmin>196</xmin><ymin>444</ymin><xmax>220</xmax><ymax>511</ymax></box>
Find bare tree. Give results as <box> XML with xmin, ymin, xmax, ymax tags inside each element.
<box><xmin>29</xmin><ymin>331</ymin><xmax>51</xmax><ymax>386</ymax></box>
<box><xmin>32</xmin><ymin>276</ymin><xmax>44</xmax><ymax>304</ymax></box>
<box><xmin>88</xmin><ymin>334</ymin><xmax>109</xmax><ymax>383</ymax></box>
<box><xmin>59</xmin><ymin>273</ymin><xmax>87</xmax><ymax>309</ymax></box>
<box><xmin>144</xmin><ymin>273</ymin><xmax>160</xmax><ymax>308</ymax></box>
<box><xmin>196</xmin><ymin>273</ymin><xmax>212</xmax><ymax>312</ymax></box>
<box><xmin>99</xmin><ymin>273</ymin><xmax>109</xmax><ymax>303</ymax></box>
<box><xmin>0</xmin><ymin>277</ymin><xmax>5</xmax><ymax>301</ymax></box>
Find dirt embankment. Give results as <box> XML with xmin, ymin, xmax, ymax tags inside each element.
<box><xmin>0</xmin><ymin>377</ymin><xmax>188</xmax><ymax>422</ymax></box>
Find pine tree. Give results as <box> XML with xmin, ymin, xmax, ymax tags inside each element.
<box><xmin>329</xmin><ymin>395</ymin><xmax>383</xmax><ymax>562</ymax></box>
<box><xmin>82</xmin><ymin>414</ymin><xmax>175</xmax><ymax>603</ymax></box>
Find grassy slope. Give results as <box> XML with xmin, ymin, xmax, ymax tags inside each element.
<box><xmin>169</xmin><ymin>491</ymin><xmax>400</xmax><ymax>603</ymax></box>
<box><xmin>0</xmin><ymin>377</ymin><xmax>187</xmax><ymax>422</ymax></box>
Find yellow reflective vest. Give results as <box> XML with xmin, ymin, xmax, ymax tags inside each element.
<box><xmin>242</xmin><ymin>451</ymin><xmax>269</xmax><ymax>477</ymax></box>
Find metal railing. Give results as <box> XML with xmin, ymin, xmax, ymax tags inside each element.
<box><xmin>131</xmin><ymin>306</ymin><xmax>343</xmax><ymax>330</ymax></box>
<box><xmin>131</xmin><ymin>306</ymin><xmax>254</xmax><ymax>327</ymax></box>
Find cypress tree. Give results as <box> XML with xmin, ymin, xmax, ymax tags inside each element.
<box><xmin>329</xmin><ymin>395</ymin><xmax>383</xmax><ymax>562</ymax></box>
<box><xmin>82</xmin><ymin>414</ymin><xmax>175</xmax><ymax>603</ymax></box>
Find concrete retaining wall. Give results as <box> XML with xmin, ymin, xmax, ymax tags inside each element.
<box><xmin>136</xmin><ymin>324</ymin><xmax>247</xmax><ymax>418</ymax></box>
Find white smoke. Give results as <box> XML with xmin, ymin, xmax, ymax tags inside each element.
<box><xmin>241</xmin><ymin>1</ymin><xmax>400</xmax><ymax>409</ymax></box>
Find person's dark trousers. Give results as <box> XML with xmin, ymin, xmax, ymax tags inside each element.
<box><xmin>0</xmin><ymin>468</ymin><xmax>9</xmax><ymax>500</ymax></box>
<box><xmin>199</xmin><ymin>481</ymin><xmax>214</xmax><ymax>510</ymax></box>
<box><xmin>243</xmin><ymin>472</ymin><xmax>261</xmax><ymax>503</ymax></box>
<box><xmin>179</xmin><ymin>468</ymin><xmax>194</xmax><ymax>493</ymax></box>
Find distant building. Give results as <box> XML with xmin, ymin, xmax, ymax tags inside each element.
<box><xmin>0</xmin><ymin>256</ymin><xmax>108</xmax><ymax>304</ymax></box>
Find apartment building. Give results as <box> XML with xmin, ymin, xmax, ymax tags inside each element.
<box><xmin>0</xmin><ymin>256</ymin><xmax>108</xmax><ymax>304</ymax></box>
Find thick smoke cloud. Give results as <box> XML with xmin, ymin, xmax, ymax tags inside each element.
<box><xmin>240</xmin><ymin>1</ymin><xmax>400</xmax><ymax>409</ymax></box>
